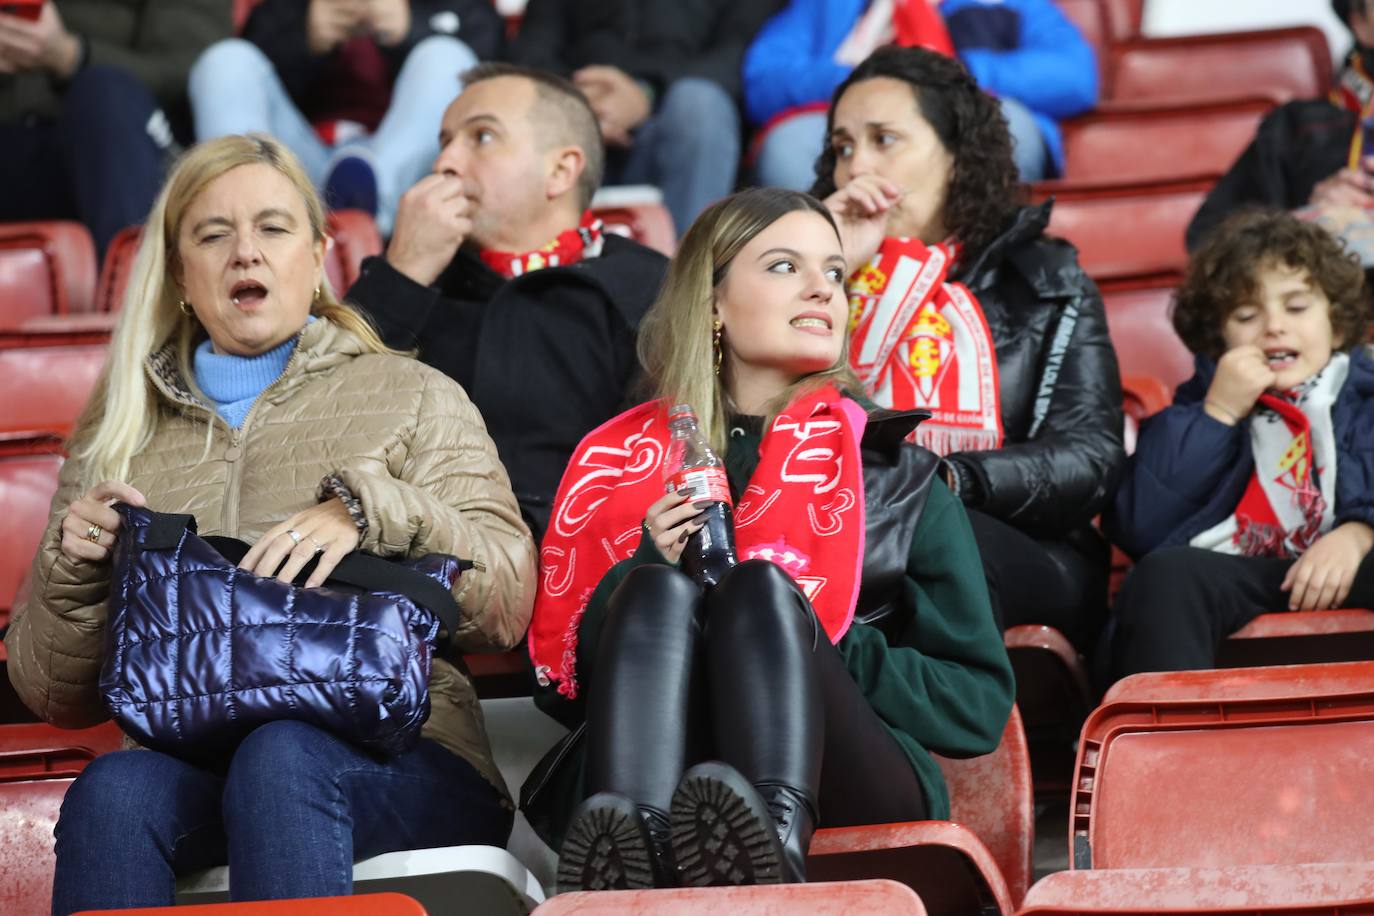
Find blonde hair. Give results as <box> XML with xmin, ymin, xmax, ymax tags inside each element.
<box><xmin>637</xmin><ymin>188</ymin><xmax>862</xmax><ymax>454</ymax></box>
<box><xmin>74</xmin><ymin>134</ymin><xmax>396</xmax><ymax>484</ymax></box>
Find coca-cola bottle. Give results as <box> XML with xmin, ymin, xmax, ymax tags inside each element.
<box><xmin>663</xmin><ymin>404</ymin><xmax>738</xmax><ymax>587</ymax></box>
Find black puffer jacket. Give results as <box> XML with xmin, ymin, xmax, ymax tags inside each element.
<box><xmin>942</xmin><ymin>201</ymin><xmax>1125</xmax><ymax>537</ymax></box>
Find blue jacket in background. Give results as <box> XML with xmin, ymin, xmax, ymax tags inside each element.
<box><xmin>741</xmin><ymin>0</ymin><xmax>1098</xmax><ymax>172</ymax></box>
<box><xmin>1105</xmin><ymin>350</ymin><xmax>1374</xmax><ymax>562</ymax></box>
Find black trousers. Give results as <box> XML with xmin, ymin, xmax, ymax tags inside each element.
<box><xmin>0</xmin><ymin>66</ymin><xmax>175</xmax><ymax>257</ymax></box>
<box><xmin>966</xmin><ymin>509</ymin><xmax>1110</xmax><ymax>651</ymax></box>
<box><xmin>1106</xmin><ymin>546</ymin><xmax>1374</xmax><ymax>682</ymax></box>
<box><xmin>581</xmin><ymin>560</ymin><xmax>928</xmax><ymax>827</ymax></box>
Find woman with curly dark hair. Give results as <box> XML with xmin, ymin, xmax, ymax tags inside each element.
<box><xmin>812</xmin><ymin>45</ymin><xmax>1124</xmax><ymax>650</ymax></box>
<box><xmin>1105</xmin><ymin>210</ymin><xmax>1374</xmax><ymax>682</ymax></box>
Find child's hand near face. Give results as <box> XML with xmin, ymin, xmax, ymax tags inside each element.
<box><xmin>1203</xmin><ymin>344</ymin><xmax>1278</xmax><ymax>425</ymax></box>
<box><xmin>1282</xmin><ymin>522</ymin><xmax>1374</xmax><ymax>610</ymax></box>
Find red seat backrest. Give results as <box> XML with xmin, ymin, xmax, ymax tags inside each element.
<box><xmin>936</xmin><ymin>705</ymin><xmax>1033</xmax><ymax>904</ymax></box>
<box><xmin>0</xmin><ymin>443</ymin><xmax>62</xmax><ymax>622</ymax></box>
<box><xmin>0</xmin><ymin>774</ymin><xmax>77</xmax><ymax>916</ymax></box>
<box><xmin>0</xmin><ymin>345</ymin><xmax>106</xmax><ymax>439</ymax></box>
<box><xmin>1073</xmin><ymin>662</ymin><xmax>1374</xmax><ymax>871</ymax></box>
<box><xmin>1107</xmin><ymin>27</ymin><xmax>1332</xmax><ymax>105</ymax></box>
<box><xmin>0</xmin><ymin>722</ymin><xmax>124</xmax><ymax>758</ymax></box>
<box><xmin>1100</xmin><ymin>280</ymin><xmax>1195</xmax><ymax>392</ymax></box>
<box><xmin>95</xmin><ymin>225</ymin><xmax>143</xmax><ymax>313</ymax></box>
<box><xmin>593</xmin><ymin>204</ymin><xmax>677</xmax><ymax>257</ymax></box>
<box><xmin>1043</xmin><ymin>176</ymin><xmax>1213</xmax><ymax>283</ymax></box>
<box><xmin>1100</xmin><ymin>0</ymin><xmax>1143</xmax><ymax>43</ymax></box>
<box><xmin>532</xmin><ymin>880</ymin><xmax>929</xmax><ymax>915</ymax></box>
<box><xmin>326</xmin><ymin>209</ymin><xmax>384</xmax><ymax>295</ymax></box>
<box><xmin>0</xmin><ymin>222</ymin><xmax>97</xmax><ymax>323</ymax></box>
<box><xmin>1061</xmin><ymin>97</ymin><xmax>1276</xmax><ymax>185</ymax></box>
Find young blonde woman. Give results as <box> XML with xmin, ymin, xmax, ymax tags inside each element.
<box><xmin>4</xmin><ymin>134</ymin><xmax>536</xmax><ymax>915</ymax></box>
<box><xmin>523</xmin><ymin>187</ymin><xmax>1014</xmax><ymax>891</ymax></box>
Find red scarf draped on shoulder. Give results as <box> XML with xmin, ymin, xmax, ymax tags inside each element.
<box><xmin>529</xmin><ymin>385</ymin><xmax>868</xmax><ymax>698</ymax></box>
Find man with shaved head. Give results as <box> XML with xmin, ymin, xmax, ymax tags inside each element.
<box><xmin>347</xmin><ymin>63</ymin><xmax>668</xmax><ymax>540</ymax></box>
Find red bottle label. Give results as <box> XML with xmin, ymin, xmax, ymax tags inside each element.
<box><xmin>667</xmin><ymin>468</ymin><xmax>733</xmax><ymax>506</ymax></box>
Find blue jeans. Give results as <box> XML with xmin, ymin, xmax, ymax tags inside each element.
<box><xmin>188</xmin><ymin>36</ymin><xmax>478</xmax><ymax>234</ymax></box>
<box><xmin>606</xmin><ymin>77</ymin><xmax>740</xmax><ymax>235</ymax></box>
<box><xmin>753</xmin><ymin>95</ymin><xmax>1052</xmax><ymax>191</ymax></box>
<box><xmin>51</xmin><ymin>721</ymin><xmax>512</xmax><ymax>916</ymax></box>
<box><xmin>0</xmin><ymin>65</ymin><xmax>174</xmax><ymax>256</ymax></box>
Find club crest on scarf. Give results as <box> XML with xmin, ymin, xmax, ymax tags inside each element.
<box><xmin>848</xmin><ymin>237</ymin><xmax>1003</xmax><ymax>456</ymax></box>
<box><xmin>529</xmin><ymin>386</ymin><xmax>867</xmax><ymax>698</ymax></box>
<box><xmin>479</xmin><ymin>211</ymin><xmax>605</xmax><ymax>279</ymax></box>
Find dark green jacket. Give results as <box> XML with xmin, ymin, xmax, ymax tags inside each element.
<box><xmin>0</xmin><ymin>0</ymin><xmax>231</xmax><ymax>124</ymax></box>
<box><xmin>522</xmin><ymin>422</ymin><xmax>1014</xmax><ymax>847</ymax></box>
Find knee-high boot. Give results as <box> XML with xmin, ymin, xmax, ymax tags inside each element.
<box><xmin>558</xmin><ymin>564</ymin><xmax>705</xmax><ymax>891</ymax></box>
<box><xmin>671</xmin><ymin>560</ymin><xmax>822</xmax><ymax>885</ymax></box>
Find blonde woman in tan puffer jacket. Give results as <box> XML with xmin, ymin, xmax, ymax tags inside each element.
<box><xmin>4</xmin><ymin>135</ymin><xmax>536</xmax><ymax>916</ymax></box>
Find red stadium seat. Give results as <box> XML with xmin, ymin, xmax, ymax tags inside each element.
<box><xmin>532</xmin><ymin>879</ymin><xmax>928</xmax><ymax>915</ymax></box>
<box><xmin>808</xmin><ymin>707</ymin><xmax>1031</xmax><ymax>914</ymax></box>
<box><xmin>1099</xmin><ymin>0</ymin><xmax>1143</xmax><ymax>43</ymax></box>
<box><xmin>233</xmin><ymin>0</ymin><xmax>266</xmax><ymax>33</ymax></box>
<box><xmin>1039</xmin><ymin>176</ymin><xmax>1213</xmax><ymax>284</ymax></box>
<box><xmin>0</xmin><ymin>436</ymin><xmax>63</xmax><ymax>627</ymax></box>
<box><xmin>1218</xmin><ymin>609</ymin><xmax>1374</xmax><ymax>669</ymax></box>
<box><xmin>464</xmin><ymin>649</ymin><xmax>531</xmax><ymax>699</ymax></box>
<box><xmin>594</xmin><ymin>204</ymin><xmax>677</xmax><ymax>257</ymax></box>
<box><xmin>0</xmin><ymin>221</ymin><xmax>98</xmax><ymax>324</ymax></box>
<box><xmin>1004</xmin><ymin>626</ymin><xmax>1093</xmax><ymax>796</ymax></box>
<box><xmin>0</xmin><ymin>722</ymin><xmax>123</xmax><ymax>757</ymax></box>
<box><xmin>1106</xmin><ymin>27</ymin><xmax>1332</xmax><ymax>105</ymax></box>
<box><xmin>0</xmin><ymin>344</ymin><xmax>107</xmax><ymax>438</ymax></box>
<box><xmin>98</xmin><ymin>211</ymin><xmax>381</xmax><ymax>312</ymax></box>
<box><xmin>1060</xmin><ymin>97</ymin><xmax>1277</xmax><ymax>185</ymax></box>
<box><xmin>74</xmin><ymin>893</ymin><xmax>429</xmax><ymax>915</ymax></box>
<box><xmin>1100</xmin><ymin>279</ymin><xmax>1194</xmax><ymax>394</ymax></box>
<box><xmin>0</xmin><ymin>765</ymin><xmax>79</xmax><ymax>916</ymax></box>
<box><xmin>1018</xmin><ymin>862</ymin><xmax>1374</xmax><ymax>913</ymax></box>
<box><xmin>1072</xmin><ymin>662</ymin><xmax>1374</xmax><ymax>871</ymax></box>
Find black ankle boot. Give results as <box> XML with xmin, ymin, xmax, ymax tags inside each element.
<box><xmin>669</xmin><ymin>761</ymin><xmax>817</xmax><ymax>886</ymax></box>
<box><xmin>558</xmin><ymin>792</ymin><xmax>669</xmax><ymax>892</ymax></box>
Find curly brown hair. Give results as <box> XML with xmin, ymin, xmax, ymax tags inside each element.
<box><xmin>1173</xmin><ymin>210</ymin><xmax>1368</xmax><ymax>358</ymax></box>
<box><xmin>809</xmin><ymin>46</ymin><xmax>1023</xmax><ymax>265</ymax></box>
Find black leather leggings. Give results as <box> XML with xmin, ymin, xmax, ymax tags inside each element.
<box><xmin>581</xmin><ymin>560</ymin><xmax>928</xmax><ymax>827</ymax></box>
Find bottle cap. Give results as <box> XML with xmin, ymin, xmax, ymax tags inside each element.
<box><xmin>668</xmin><ymin>403</ymin><xmax>696</xmax><ymax>422</ymax></box>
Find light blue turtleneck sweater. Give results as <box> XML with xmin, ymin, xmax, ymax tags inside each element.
<box><xmin>193</xmin><ymin>322</ymin><xmax>310</xmax><ymax>429</ymax></box>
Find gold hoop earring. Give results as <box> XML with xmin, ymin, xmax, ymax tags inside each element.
<box><xmin>178</xmin><ymin>300</ymin><xmax>193</xmax><ymax>316</ymax></box>
<box><xmin>713</xmin><ymin>318</ymin><xmax>723</xmax><ymax>376</ymax></box>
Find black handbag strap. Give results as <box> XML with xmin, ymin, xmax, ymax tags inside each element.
<box><xmin>136</xmin><ymin>509</ymin><xmax>462</xmax><ymax>638</ymax></box>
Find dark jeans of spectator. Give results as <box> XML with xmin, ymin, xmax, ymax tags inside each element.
<box><xmin>966</xmin><ymin>508</ymin><xmax>1110</xmax><ymax>652</ymax></box>
<box><xmin>603</xmin><ymin>77</ymin><xmax>740</xmax><ymax>237</ymax></box>
<box><xmin>51</xmin><ymin>721</ymin><xmax>512</xmax><ymax>916</ymax></box>
<box><xmin>1105</xmin><ymin>546</ymin><xmax>1374</xmax><ymax>684</ymax></box>
<box><xmin>0</xmin><ymin>65</ymin><xmax>173</xmax><ymax>257</ymax></box>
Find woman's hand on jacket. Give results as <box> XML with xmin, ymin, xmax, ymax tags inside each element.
<box><xmin>239</xmin><ymin>497</ymin><xmax>361</xmax><ymax>588</ymax></box>
<box><xmin>59</xmin><ymin>481</ymin><xmax>147</xmax><ymax>565</ymax></box>
<box><xmin>645</xmin><ymin>489</ymin><xmax>708</xmax><ymax>565</ymax></box>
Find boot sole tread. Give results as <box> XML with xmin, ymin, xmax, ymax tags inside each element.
<box><xmin>671</xmin><ymin>772</ymin><xmax>783</xmax><ymax>886</ymax></box>
<box><xmin>558</xmin><ymin>802</ymin><xmax>656</xmax><ymax>893</ymax></box>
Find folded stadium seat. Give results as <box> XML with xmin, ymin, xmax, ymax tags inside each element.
<box><xmin>1099</xmin><ymin>279</ymin><xmax>1195</xmax><ymax>394</ymax></box>
<box><xmin>806</xmin><ymin>707</ymin><xmax>1031</xmax><ymax>915</ymax></box>
<box><xmin>177</xmin><ymin>846</ymin><xmax>544</xmax><ymax>914</ymax></box>
<box><xmin>0</xmin><ymin>756</ymin><xmax>84</xmax><ymax>916</ymax></box>
<box><xmin>325</xmin><ymin>209</ymin><xmax>384</xmax><ymax>294</ymax></box>
<box><xmin>94</xmin><ymin>225</ymin><xmax>141</xmax><ymax>312</ymax></box>
<box><xmin>0</xmin><ymin>435</ymin><xmax>63</xmax><ymax>628</ymax></box>
<box><xmin>1071</xmin><ymin>661</ymin><xmax>1374</xmax><ymax>871</ymax></box>
<box><xmin>1218</xmin><ymin>609</ymin><xmax>1374</xmax><ymax>669</ymax></box>
<box><xmin>532</xmin><ymin>879</ymin><xmax>929</xmax><ymax>914</ymax></box>
<box><xmin>1106</xmin><ymin>27</ymin><xmax>1332</xmax><ymax>106</ymax></box>
<box><xmin>1036</xmin><ymin>175</ymin><xmax>1215</xmax><ymax>285</ymax></box>
<box><xmin>592</xmin><ymin>204</ymin><xmax>677</xmax><ymax>257</ymax></box>
<box><xmin>1017</xmin><ymin>862</ymin><xmax>1374</xmax><ymax>914</ymax></box>
<box><xmin>1052</xmin><ymin>0</ymin><xmax>1109</xmax><ymax>80</ymax></box>
<box><xmin>0</xmin><ymin>343</ymin><xmax>108</xmax><ymax>438</ymax></box>
<box><xmin>73</xmin><ymin>892</ymin><xmax>429</xmax><ymax>915</ymax></box>
<box><xmin>1003</xmin><ymin>628</ymin><xmax>1093</xmax><ymax>797</ymax></box>
<box><xmin>1060</xmin><ymin>97</ymin><xmax>1278</xmax><ymax>186</ymax></box>
<box><xmin>0</xmin><ymin>221</ymin><xmax>98</xmax><ymax>325</ymax></box>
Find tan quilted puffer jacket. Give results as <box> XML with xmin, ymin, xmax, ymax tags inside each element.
<box><xmin>4</xmin><ymin>318</ymin><xmax>535</xmax><ymax>803</ymax></box>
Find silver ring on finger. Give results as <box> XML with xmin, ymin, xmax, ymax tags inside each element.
<box><xmin>310</xmin><ymin>536</ymin><xmax>325</xmax><ymax>555</ymax></box>
<box><xmin>285</xmin><ymin>528</ymin><xmax>305</xmax><ymax>546</ymax></box>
